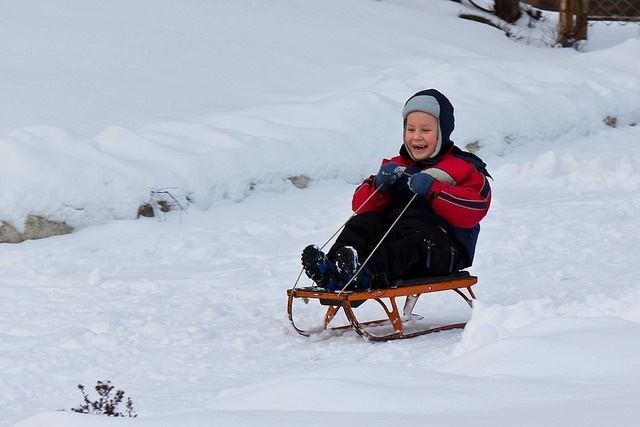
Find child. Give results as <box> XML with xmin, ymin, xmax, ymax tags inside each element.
<box><xmin>302</xmin><ymin>89</ymin><xmax>492</xmax><ymax>291</ymax></box>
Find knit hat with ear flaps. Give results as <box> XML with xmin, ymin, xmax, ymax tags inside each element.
<box><xmin>401</xmin><ymin>89</ymin><xmax>455</xmax><ymax>162</ymax></box>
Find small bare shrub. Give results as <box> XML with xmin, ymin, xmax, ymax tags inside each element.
<box><xmin>137</xmin><ymin>187</ymin><xmax>190</xmax><ymax>220</ymax></box>
<box><xmin>70</xmin><ymin>380</ymin><xmax>137</xmax><ymax>417</ymax></box>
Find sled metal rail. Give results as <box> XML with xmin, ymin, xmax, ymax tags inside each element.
<box><xmin>287</xmin><ymin>271</ymin><xmax>477</xmax><ymax>341</ymax></box>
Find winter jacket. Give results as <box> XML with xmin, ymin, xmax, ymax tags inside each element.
<box><xmin>351</xmin><ymin>145</ymin><xmax>491</xmax><ymax>267</ymax></box>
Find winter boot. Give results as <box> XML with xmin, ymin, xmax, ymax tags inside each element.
<box><xmin>301</xmin><ymin>245</ymin><xmax>341</xmax><ymax>291</ymax></box>
<box><xmin>336</xmin><ymin>246</ymin><xmax>371</xmax><ymax>290</ymax></box>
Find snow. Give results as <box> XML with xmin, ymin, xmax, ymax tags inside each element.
<box><xmin>2</xmin><ymin>0</ymin><xmax>640</xmax><ymax>426</ymax></box>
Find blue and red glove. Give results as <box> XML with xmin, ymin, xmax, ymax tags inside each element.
<box><xmin>374</xmin><ymin>162</ymin><xmax>404</xmax><ymax>191</ymax></box>
<box><xmin>408</xmin><ymin>171</ymin><xmax>434</xmax><ymax>197</ymax></box>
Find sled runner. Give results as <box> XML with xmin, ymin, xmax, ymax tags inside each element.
<box><xmin>286</xmin><ymin>271</ymin><xmax>477</xmax><ymax>341</ymax></box>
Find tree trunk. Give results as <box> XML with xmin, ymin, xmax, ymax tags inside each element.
<box><xmin>494</xmin><ymin>0</ymin><xmax>521</xmax><ymax>23</ymax></box>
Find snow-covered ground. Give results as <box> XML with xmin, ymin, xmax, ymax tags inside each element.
<box><xmin>2</xmin><ymin>1</ymin><xmax>640</xmax><ymax>426</ymax></box>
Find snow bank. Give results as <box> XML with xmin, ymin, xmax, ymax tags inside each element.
<box><xmin>1</xmin><ymin>5</ymin><xmax>639</xmax><ymax>231</ymax></box>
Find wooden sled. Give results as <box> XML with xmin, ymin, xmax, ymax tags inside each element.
<box><xmin>287</xmin><ymin>271</ymin><xmax>477</xmax><ymax>341</ymax></box>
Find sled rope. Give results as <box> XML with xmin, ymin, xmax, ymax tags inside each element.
<box><xmin>338</xmin><ymin>193</ymin><xmax>418</xmax><ymax>292</ymax></box>
<box><xmin>292</xmin><ymin>186</ymin><xmax>384</xmax><ymax>289</ymax></box>
<box><xmin>318</xmin><ymin>186</ymin><xmax>383</xmax><ymax>251</ymax></box>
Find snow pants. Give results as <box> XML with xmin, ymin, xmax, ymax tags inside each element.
<box><xmin>327</xmin><ymin>211</ymin><xmax>466</xmax><ymax>288</ymax></box>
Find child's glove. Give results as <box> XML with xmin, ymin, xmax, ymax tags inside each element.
<box><xmin>408</xmin><ymin>172</ymin><xmax>434</xmax><ymax>197</ymax></box>
<box><xmin>374</xmin><ymin>162</ymin><xmax>404</xmax><ymax>190</ymax></box>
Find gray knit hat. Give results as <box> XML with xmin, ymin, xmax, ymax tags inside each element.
<box><xmin>402</xmin><ymin>95</ymin><xmax>441</xmax><ymax>120</ymax></box>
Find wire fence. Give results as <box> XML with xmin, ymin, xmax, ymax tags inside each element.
<box><xmin>587</xmin><ymin>0</ymin><xmax>640</xmax><ymax>20</ymax></box>
<box><xmin>557</xmin><ymin>0</ymin><xmax>640</xmax><ymax>46</ymax></box>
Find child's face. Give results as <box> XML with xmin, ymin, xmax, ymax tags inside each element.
<box><xmin>404</xmin><ymin>111</ymin><xmax>438</xmax><ymax>161</ymax></box>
